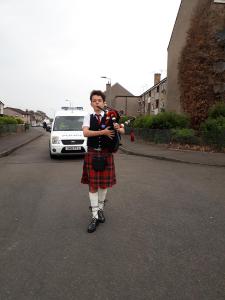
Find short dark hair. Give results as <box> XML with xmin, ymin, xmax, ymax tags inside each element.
<box><xmin>90</xmin><ymin>90</ymin><xmax>106</xmax><ymax>102</ymax></box>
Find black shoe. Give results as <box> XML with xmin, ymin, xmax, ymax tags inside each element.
<box><xmin>87</xmin><ymin>218</ymin><xmax>99</xmax><ymax>233</ymax></box>
<box><xmin>98</xmin><ymin>210</ymin><xmax>105</xmax><ymax>223</ymax></box>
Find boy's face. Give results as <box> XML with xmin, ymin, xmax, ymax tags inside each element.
<box><xmin>91</xmin><ymin>95</ymin><xmax>105</xmax><ymax>112</ymax></box>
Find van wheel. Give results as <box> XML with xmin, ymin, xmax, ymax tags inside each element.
<box><xmin>49</xmin><ymin>152</ymin><xmax>56</xmax><ymax>159</ymax></box>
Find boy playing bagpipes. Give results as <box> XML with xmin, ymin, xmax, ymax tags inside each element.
<box><xmin>81</xmin><ymin>90</ymin><xmax>125</xmax><ymax>233</ymax></box>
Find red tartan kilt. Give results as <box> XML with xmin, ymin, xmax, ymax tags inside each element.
<box><xmin>81</xmin><ymin>149</ymin><xmax>116</xmax><ymax>189</ymax></box>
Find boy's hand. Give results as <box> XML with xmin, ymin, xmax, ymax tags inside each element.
<box><xmin>113</xmin><ymin>123</ymin><xmax>120</xmax><ymax>131</ymax></box>
<box><xmin>103</xmin><ymin>127</ymin><xmax>115</xmax><ymax>139</ymax></box>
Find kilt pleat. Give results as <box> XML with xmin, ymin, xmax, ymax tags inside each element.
<box><xmin>81</xmin><ymin>149</ymin><xmax>116</xmax><ymax>189</ymax></box>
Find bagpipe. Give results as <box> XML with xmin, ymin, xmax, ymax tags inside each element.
<box><xmin>97</xmin><ymin>105</ymin><xmax>122</xmax><ymax>152</ymax></box>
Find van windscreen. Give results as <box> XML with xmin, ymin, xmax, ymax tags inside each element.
<box><xmin>53</xmin><ymin>116</ymin><xmax>84</xmax><ymax>131</ymax></box>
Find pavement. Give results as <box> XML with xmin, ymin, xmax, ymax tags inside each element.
<box><xmin>0</xmin><ymin>128</ymin><xmax>225</xmax><ymax>167</ymax></box>
<box><xmin>120</xmin><ymin>134</ymin><xmax>225</xmax><ymax>167</ymax></box>
<box><xmin>0</xmin><ymin>127</ymin><xmax>44</xmax><ymax>158</ymax></box>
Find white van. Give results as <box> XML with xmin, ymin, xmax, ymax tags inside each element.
<box><xmin>49</xmin><ymin>107</ymin><xmax>88</xmax><ymax>158</ymax></box>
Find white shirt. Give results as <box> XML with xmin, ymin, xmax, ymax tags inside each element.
<box><xmin>82</xmin><ymin>111</ymin><xmax>105</xmax><ymax>128</ymax></box>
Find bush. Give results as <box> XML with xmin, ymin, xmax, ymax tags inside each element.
<box><xmin>171</xmin><ymin>128</ymin><xmax>198</xmax><ymax>144</ymax></box>
<box><xmin>151</xmin><ymin>112</ymin><xmax>190</xmax><ymax>129</ymax></box>
<box><xmin>0</xmin><ymin>116</ymin><xmax>18</xmax><ymax>124</ymax></box>
<box><xmin>133</xmin><ymin>112</ymin><xmax>190</xmax><ymax>129</ymax></box>
<box><xmin>15</xmin><ymin>118</ymin><xmax>24</xmax><ymax>124</ymax></box>
<box><xmin>200</xmin><ymin>117</ymin><xmax>225</xmax><ymax>148</ymax></box>
<box><xmin>121</xmin><ymin>116</ymin><xmax>136</xmax><ymax>127</ymax></box>
<box><xmin>208</xmin><ymin>102</ymin><xmax>225</xmax><ymax>119</ymax></box>
<box><xmin>133</xmin><ymin>116</ymin><xmax>145</xmax><ymax>128</ymax></box>
<box><xmin>119</xmin><ymin>116</ymin><xmax>129</xmax><ymax>124</ymax></box>
<box><xmin>142</xmin><ymin>115</ymin><xmax>154</xmax><ymax>128</ymax></box>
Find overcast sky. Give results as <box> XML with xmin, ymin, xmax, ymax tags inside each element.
<box><xmin>0</xmin><ymin>0</ymin><xmax>181</xmax><ymax>117</ymax></box>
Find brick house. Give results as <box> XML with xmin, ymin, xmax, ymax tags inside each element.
<box><xmin>104</xmin><ymin>82</ymin><xmax>140</xmax><ymax>116</ymax></box>
<box><xmin>4</xmin><ymin>107</ymin><xmax>31</xmax><ymax>124</ymax></box>
<box><xmin>139</xmin><ymin>74</ymin><xmax>167</xmax><ymax>116</ymax></box>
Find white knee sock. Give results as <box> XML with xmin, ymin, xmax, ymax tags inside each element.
<box><xmin>89</xmin><ymin>192</ymin><xmax>99</xmax><ymax>219</ymax></box>
<box><xmin>98</xmin><ymin>188</ymin><xmax>107</xmax><ymax>210</ymax></box>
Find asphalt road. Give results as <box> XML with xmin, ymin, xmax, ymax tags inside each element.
<box><xmin>0</xmin><ymin>133</ymin><xmax>225</xmax><ymax>300</ymax></box>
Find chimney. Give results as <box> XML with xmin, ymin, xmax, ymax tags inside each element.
<box><xmin>106</xmin><ymin>83</ymin><xmax>111</xmax><ymax>94</ymax></box>
<box><xmin>154</xmin><ymin>73</ymin><xmax>161</xmax><ymax>85</ymax></box>
<box><xmin>106</xmin><ymin>83</ymin><xmax>111</xmax><ymax>106</ymax></box>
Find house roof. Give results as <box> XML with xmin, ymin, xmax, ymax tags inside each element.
<box><xmin>104</xmin><ymin>82</ymin><xmax>134</xmax><ymax>97</ymax></box>
<box><xmin>0</xmin><ymin>101</ymin><xmax>4</xmax><ymax>105</ymax></box>
<box><xmin>140</xmin><ymin>77</ymin><xmax>167</xmax><ymax>96</ymax></box>
<box><xmin>5</xmin><ymin>107</ymin><xmax>31</xmax><ymax>115</ymax></box>
<box><xmin>111</xmin><ymin>82</ymin><xmax>134</xmax><ymax>96</ymax></box>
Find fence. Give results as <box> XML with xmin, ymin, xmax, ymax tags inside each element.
<box><xmin>0</xmin><ymin>124</ymin><xmax>27</xmax><ymax>136</ymax></box>
<box><xmin>125</xmin><ymin>127</ymin><xmax>172</xmax><ymax>144</ymax></box>
<box><xmin>125</xmin><ymin>127</ymin><xmax>225</xmax><ymax>149</ymax></box>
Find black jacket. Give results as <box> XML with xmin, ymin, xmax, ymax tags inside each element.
<box><xmin>87</xmin><ymin>114</ymin><xmax>119</xmax><ymax>152</ymax></box>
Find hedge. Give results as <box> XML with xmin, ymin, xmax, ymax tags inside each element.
<box><xmin>133</xmin><ymin>112</ymin><xmax>190</xmax><ymax>129</ymax></box>
<box><xmin>0</xmin><ymin>116</ymin><xmax>24</xmax><ymax>124</ymax></box>
<box><xmin>200</xmin><ymin>117</ymin><xmax>225</xmax><ymax>148</ymax></box>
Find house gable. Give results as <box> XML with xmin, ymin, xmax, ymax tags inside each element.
<box><xmin>110</xmin><ymin>82</ymin><xmax>134</xmax><ymax>97</ymax></box>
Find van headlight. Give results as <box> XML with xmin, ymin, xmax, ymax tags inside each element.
<box><xmin>52</xmin><ymin>136</ymin><xmax>60</xmax><ymax>144</ymax></box>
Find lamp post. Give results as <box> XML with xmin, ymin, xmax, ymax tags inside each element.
<box><xmin>65</xmin><ymin>99</ymin><xmax>72</xmax><ymax>108</ymax></box>
<box><xmin>0</xmin><ymin>100</ymin><xmax>4</xmax><ymax>116</ymax></box>
<box><xmin>101</xmin><ymin>76</ymin><xmax>112</xmax><ymax>106</ymax></box>
<box><xmin>100</xmin><ymin>76</ymin><xmax>111</xmax><ymax>84</ymax></box>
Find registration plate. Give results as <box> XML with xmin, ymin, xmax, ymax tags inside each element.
<box><xmin>65</xmin><ymin>146</ymin><xmax>81</xmax><ymax>150</ymax></box>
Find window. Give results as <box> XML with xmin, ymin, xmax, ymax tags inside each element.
<box><xmin>156</xmin><ymin>86</ymin><xmax>159</xmax><ymax>93</ymax></box>
<box><xmin>53</xmin><ymin>116</ymin><xmax>84</xmax><ymax>131</ymax></box>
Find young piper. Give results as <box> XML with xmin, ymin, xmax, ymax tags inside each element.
<box><xmin>81</xmin><ymin>90</ymin><xmax>125</xmax><ymax>233</ymax></box>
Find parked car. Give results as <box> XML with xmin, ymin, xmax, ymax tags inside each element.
<box><xmin>46</xmin><ymin>123</ymin><xmax>52</xmax><ymax>132</ymax></box>
<box><xmin>43</xmin><ymin>121</ymin><xmax>47</xmax><ymax>129</ymax></box>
